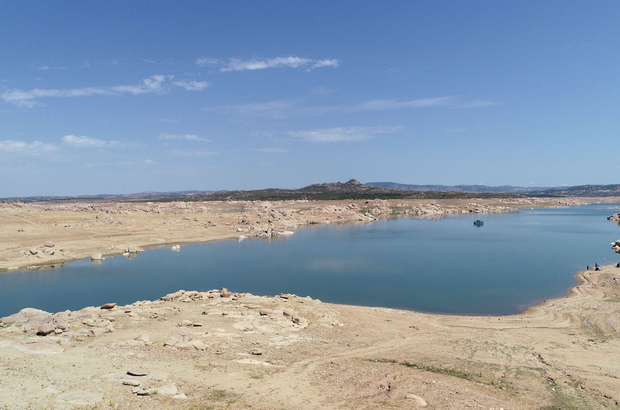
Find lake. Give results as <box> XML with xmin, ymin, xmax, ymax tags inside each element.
<box><xmin>1</xmin><ymin>204</ymin><xmax>619</xmax><ymax>317</ymax></box>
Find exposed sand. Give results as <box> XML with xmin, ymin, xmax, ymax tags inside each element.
<box><xmin>1</xmin><ymin>197</ymin><xmax>620</xmax><ymax>409</ymax></box>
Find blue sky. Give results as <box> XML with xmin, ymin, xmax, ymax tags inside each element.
<box><xmin>1</xmin><ymin>1</ymin><xmax>619</xmax><ymax>197</ymax></box>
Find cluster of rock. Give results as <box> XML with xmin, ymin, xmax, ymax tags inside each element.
<box><xmin>612</xmin><ymin>240</ymin><xmax>620</xmax><ymax>254</ymax></box>
<box><xmin>608</xmin><ymin>212</ymin><xmax>620</xmax><ymax>222</ymax></box>
<box><xmin>19</xmin><ymin>241</ymin><xmax>64</xmax><ymax>259</ymax></box>
<box><xmin>0</xmin><ymin>305</ymin><xmax>114</xmax><ymax>338</ymax></box>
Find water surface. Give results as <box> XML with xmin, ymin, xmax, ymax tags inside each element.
<box><xmin>1</xmin><ymin>205</ymin><xmax>619</xmax><ymax>317</ymax></box>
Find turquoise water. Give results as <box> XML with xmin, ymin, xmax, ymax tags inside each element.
<box><xmin>1</xmin><ymin>205</ymin><xmax>619</xmax><ymax>317</ymax></box>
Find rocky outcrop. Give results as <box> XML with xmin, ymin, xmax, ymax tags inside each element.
<box><xmin>607</xmin><ymin>212</ymin><xmax>620</xmax><ymax>222</ymax></box>
<box><xmin>612</xmin><ymin>240</ymin><xmax>620</xmax><ymax>254</ymax></box>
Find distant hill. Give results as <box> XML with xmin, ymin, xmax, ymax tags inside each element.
<box><xmin>4</xmin><ymin>181</ymin><xmax>619</xmax><ymax>203</ymax></box>
<box><xmin>167</xmin><ymin>179</ymin><xmax>520</xmax><ymax>202</ymax></box>
<box><xmin>529</xmin><ymin>184</ymin><xmax>620</xmax><ymax>197</ymax></box>
<box><xmin>0</xmin><ymin>190</ymin><xmax>218</xmax><ymax>203</ymax></box>
<box><xmin>366</xmin><ymin>182</ymin><xmax>551</xmax><ymax>194</ymax></box>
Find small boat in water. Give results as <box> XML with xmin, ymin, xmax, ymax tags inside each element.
<box><xmin>473</xmin><ymin>220</ymin><xmax>484</xmax><ymax>227</ymax></box>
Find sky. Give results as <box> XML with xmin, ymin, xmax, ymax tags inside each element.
<box><xmin>1</xmin><ymin>1</ymin><xmax>619</xmax><ymax>197</ymax></box>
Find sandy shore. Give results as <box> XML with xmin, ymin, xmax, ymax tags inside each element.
<box><xmin>0</xmin><ymin>196</ymin><xmax>600</xmax><ymax>272</ymax></box>
<box><xmin>1</xmin><ymin>197</ymin><xmax>620</xmax><ymax>409</ymax></box>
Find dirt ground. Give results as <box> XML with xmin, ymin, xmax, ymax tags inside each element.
<box><xmin>1</xmin><ymin>197</ymin><xmax>620</xmax><ymax>409</ymax></box>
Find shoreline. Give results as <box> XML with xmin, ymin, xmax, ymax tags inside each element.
<box><xmin>0</xmin><ymin>196</ymin><xmax>609</xmax><ymax>274</ymax></box>
<box><xmin>2</xmin><ymin>197</ymin><xmax>620</xmax><ymax>408</ymax></box>
<box><xmin>2</xmin><ymin>266</ymin><xmax>620</xmax><ymax>408</ymax></box>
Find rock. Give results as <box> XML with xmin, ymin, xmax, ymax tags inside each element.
<box><xmin>56</xmin><ymin>389</ymin><xmax>103</xmax><ymax>406</ymax></box>
<box><xmin>405</xmin><ymin>393</ymin><xmax>428</xmax><ymax>407</ymax></box>
<box><xmin>148</xmin><ymin>371</ymin><xmax>169</xmax><ymax>382</ymax></box>
<box><xmin>220</xmin><ymin>288</ymin><xmax>232</xmax><ymax>297</ymax></box>
<box><xmin>135</xmin><ymin>334</ymin><xmax>150</xmax><ymax>343</ymax></box>
<box><xmin>259</xmin><ymin>309</ymin><xmax>274</xmax><ymax>316</ymax></box>
<box><xmin>292</xmin><ymin>316</ymin><xmax>309</xmax><ymax>328</ymax></box>
<box><xmin>181</xmin><ymin>320</ymin><xmax>193</xmax><ymax>327</ymax></box>
<box><xmin>88</xmin><ymin>328</ymin><xmax>104</xmax><ymax>337</ymax></box>
<box><xmin>607</xmin><ymin>213</ymin><xmax>620</xmax><ymax>222</ymax></box>
<box><xmin>250</xmin><ymin>349</ymin><xmax>263</xmax><ymax>355</ymax></box>
<box><xmin>82</xmin><ymin>318</ymin><xmax>95</xmax><ymax>326</ymax></box>
<box><xmin>44</xmin><ymin>241</ymin><xmax>55</xmax><ymax>248</ymax></box>
<box><xmin>28</xmin><ymin>314</ymin><xmax>53</xmax><ymax>325</ymax></box>
<box><xmin>100</xmin><ymin>303</ymin><xmax>116</xmax><ymax>310</ymax></box>
<box><xmin>171</xmin><ymin>245</ymin><xmax>181</xmax><ymax>251</ymax></box>
<box><xmin>90</xmin><ymin>253</ymin><xmax>103</xmax><ymax>261</ymax></box>
<box><xmin>157</xmin><ymin>384</ymin><xmax>178</xmax><ymax>396</ymax></box>
<box><xmin>37</xmin><ymin>323</ymin><xmax>56</xmax><ymax>336</ymax></box>
<box><xmin>1</xmin><ymin>313</ymin><xmax>29</xmax><ymax>325</ymax></box>
<box><xmin>136</xmin><ymin>388</ymin><xmax>150</xmax><ymax>396</ymax></box>
<box><xmin>232</xmin><ymin>321</ymin><xmax>255</xmax><ymax>331</ymax></box>
<box><xmin>127</xmin><ymin>369</ymin><xmax>148</xmax><ymax>376</ymax></box>
<box><xmin>192</xmin><ymin>340</ymin><xmax>207</xmax><ymax>350</ymax></box>
<box><xmin>29</xmin><ymin>248</ymin><xmax>38</xmax><ymax>255</ymax></box>
<box><xmin>54</xmin><ymin>328</ymin><xmax>63</xmax><ymax>334</ymax></box>
<box><xmin>173</xmin><ymin>393</ymin><xmax>188</xmax><ymax>399</ymax></box>
<box><xmin>123</xmin><ymin>380</ymin><xmax>141</xmax><ymax>387</ymax></box>
<box><xmin>53</xmin><ymin>317</ymin><xmax>69</xmax><ymax>331</ymax></box>
<box><xmin>164</xmin><ymin>326</ymin><xmax>193</xmax><ymax>347</ymax></box>
<box><xmin>162</xmin><ymin>290</ymin><xmax>185</xmax><ymax>301</ymax></box>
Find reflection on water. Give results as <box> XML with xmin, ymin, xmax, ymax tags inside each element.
<box><xmin>1</xmin><ymin>205</ymin><xmax>619</xmax><ymax>317</ymax></box>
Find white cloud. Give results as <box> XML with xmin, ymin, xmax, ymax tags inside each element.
<box><xmin>257</xmin><ymin>148</ymin><xmax>289</xmax><ymax>153</ymax></box>
<box><xmin>312</xmin><ymin>59</ymin><xmax>339</xmax><ymax>69</ymax></box>
<box><xmin>0</xmin><ymin>139</ymin><xmax>57</xmax><ymax>155</ymax></box>
<box><xmin>172</xmin><ymin>80</ymin><xmax>209</xmax><ymax>91</ymax></box>
<box><xmin>170</xmin><ymin>149</ymin><xmax>216</xmax><ymax>156</ymax></box>
<box><xmin>289</xmin><ymin>126</ymin><xmax>399</xmax><ymax>143</ymax></box>
<box><xmin>355</xmin><ymin>97</ymin><xmax>455</xmax><ymax>111</ymax></box>
<box><xmin>1</xmin><ymin>75</ymin><xmax>208</xmax><ymax>107</ymax></box>
<box><xmin>159</xmin><ymin>133</ymin><xmax>211</xmax><ymax>142</ymax></box>
<box><xmin>31</xmin><ymin>64</ymin><xmax>66</xmax><ymax>71</ymax></box>
<box><xmin>460</xmin><ymin>99</ymin><xmax>500</xmax><ymax>108</ymax></box>
<box><xmin>62</xmin><ymin>135</ymin><xmax>117</xmax><ymax>148</ymax></box>
<box><xmin>198</xmin><ymin>56</ymin><xmax>339</xmax><ymax>72</ymax></box>
<box><xmin>211</xmin><ymin>99</ymin><xmax>297</xmax><ymax>119</ymax></box>
<box><xmin>196</xmin><ymin>58</ymin><xmax>222</xmax><ymax>66</ymax></box>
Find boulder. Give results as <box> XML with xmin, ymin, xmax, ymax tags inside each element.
<box><xmin>192</xmin><ymin>340</ymin><xmax>206</xmax><ymax>350</ymax></box>
<box><xmin>405</xmin><ymin>393</ymin><xmax>427</xmax><ymax>407</ymax></box>
<box><xmin>607</xmin><ymin>212</ymin><xmax>620</xmax><ymax>222</ymax></box>
<box><xmin>157</xmin><ymin>384</ymin><xmax>178</xmax><ymax>396</ymax></box>
<box><xmin>90</xmin><ymin>253</ymin><xmax>103</xmax><ymax>261</ymax></box>
<box><xmin>37</xmin><ymin>323</ymin><xmax>56</xmax><ymax>336</ymax></box>
<box><xmin>164</xmin><ymin>326</ymin><xmax>193</xmax><ymax>347</ymax></box>
<box><xmin>612</xmin><ymin>240</ymin><xmax>620</xmax><ymax>254</ymax></box>
<box><xmin>220</xmin><ymin>288</ymin><xmax>232</xmax><ymax>297</ymax></box>
<box><xmin>100</xmin><ymin>303</ymin><xmax>116</xmax><ymax>310</ymax></box>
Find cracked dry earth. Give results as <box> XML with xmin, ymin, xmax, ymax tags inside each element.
<box><xmin>2</xmin><ymin>266</ymin><xmax>620</xmax><ymax>410</ymax></box>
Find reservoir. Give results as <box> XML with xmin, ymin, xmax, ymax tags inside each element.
<box><xmin>1</xmin><ymin>204</ymin><xmax>619</xmax><ymax>317</ymax></box>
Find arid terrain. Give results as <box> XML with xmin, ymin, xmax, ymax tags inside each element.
<box><xmin>2</xmin><ymin>197</ymin><xmax>620</xmax><ymax>409</ymax></box>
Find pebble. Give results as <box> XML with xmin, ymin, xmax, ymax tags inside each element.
<box><xmin>122</xmin><ymin>380</ymin><xmax>141</xmax><ymax>387</ymax></box>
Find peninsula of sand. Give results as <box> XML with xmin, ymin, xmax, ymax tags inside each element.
<box><xmin>2</xmin><ymin>197</ymin><xmax>620</xmax><ymax>409</ymax></box>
